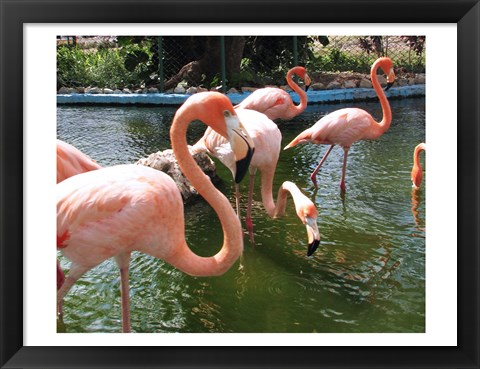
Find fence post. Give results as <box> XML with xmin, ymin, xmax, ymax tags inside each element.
<box><xmin>158</xmin><ymin>36</ymin><xmax>164</xmax><ymax>92</ymax></box>
<box><xmin>220</xmin><ymin>36</ymin><xmax>226</xmax><ymax>92</ymax></box>
<box><xmin>293</xmin><ymin>36</ymin><xmax>298</xmax><ymax>67</ymax></box>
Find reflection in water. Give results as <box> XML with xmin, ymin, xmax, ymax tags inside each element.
<box><xmin>411</xmin><ymin>188</ymin><xmax>426</xmax><ymax>235</ymax></box>
<box><xmin>57</xmin><ymin>98</ymin><xmax>426</xmax><ymax>333</ymax></box>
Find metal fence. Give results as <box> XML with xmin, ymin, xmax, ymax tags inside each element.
<box><xmin>57</xmin><ymin>35</ymin><xmax>426</xmax><ymax>92</ymax></box>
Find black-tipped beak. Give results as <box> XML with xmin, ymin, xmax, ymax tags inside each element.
<box><xmin>385</xmin><ymin>81</ymin><xmax>394</xmax><ymax>91</ymax></box>
<box><xmin>234</xmin><ymin>147</ymin><xmax>254</xmax><ymax>183</ymax></box>
<box><xmin>305</xmin><ymin>84</ymin><xmax>310</xmax><ymax>92</ymax></box>
<box><xmin>307</xmin><ymin>239</ymin><xmax>320</xmax><ymax>256</ymax></box>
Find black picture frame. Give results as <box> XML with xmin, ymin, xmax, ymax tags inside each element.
<box><xmin>1</xmin><ymin>0</ymin><xmax>478</xmax><ymax>368</ymax></box>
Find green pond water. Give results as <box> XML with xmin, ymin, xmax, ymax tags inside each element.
<box><xmin>57</xmin><ymin>97</ymin><xmax>425</xmax><ymax>333</ymax></box>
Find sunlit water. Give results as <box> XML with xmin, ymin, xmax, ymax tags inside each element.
<box><xmin>57</xmin><ymin>97</ymin><xmax>425</xmax><ymax>333</ymax></box>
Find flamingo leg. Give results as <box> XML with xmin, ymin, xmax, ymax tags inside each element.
<box><xmin>245</xmin><ymin>173</ymin><xmax>256</xmax><ymax>244</ymax></box>
<box><xmin>340</xmin><ymin>147</ymin><xmax>350</xmax><ymax>193</ymax></box>
<box><xmin>310</xmin><ymin>144</ymin><xmax>335</xmax><ymax>189</ymax></box>
<box><xmin>115</xmin><ymin>252</ymin><xmax>132</xmax><ymax>333</ymax></box>
<box><xmin>57</xmin><ymin>263</ymin><xmax>89</xmax><ymax>320</ymax></box>
<box><xmin>234</xmin><ymin>183</ymin><xmax>241</xmax><ymax>220</ymax></box>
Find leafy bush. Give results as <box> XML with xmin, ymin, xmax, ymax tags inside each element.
<box><xmin>57</xmin><ymin>42</ymin><xmax>155</xmax><ymax>90</ymax></box>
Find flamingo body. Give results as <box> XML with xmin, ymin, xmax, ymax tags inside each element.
<box><xmin>57</xmin><ymin>92</ymin><xmax>255</xmax><ymax>332</ymax></box>
<box><xmin>235</xmin><ymin>66</ymin><xmax>311</xmax><ymax>121</ymax></box>
<box><xmin>193</xmin><ymin>108</ymin><xmax>320</xmax><ymax>254</ymax></box>
<box><xmin>58</xmin><ymin>165</ymin><xmax>185</xmax><ymax>270</ymax></box>
<box><xmin>57</xmin><ymin>139</ymin><xmax>101</xmax><ymax>183</ymax></box>
<box><xmin>284</xmin><ymin>57</ymin><xmax>395</xmax><ymax>191</ymax></box>
<box><xmin>411</xmin><ymin>143</ymin><xmax>426</xmax><ymax>188</ymax></box>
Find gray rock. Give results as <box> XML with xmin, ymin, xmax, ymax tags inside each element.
<box><xmin>113</xmin><ymin>89</ymin><xmax>123</xmax><ymax>94</ymax></box>
<box><xmin>136</xmin><ymin>149</ymin><xmax>220</xmax><ymax>205</ymax></box>
<box><xmin>103</xmin><ymin>88</ymin><xmax>114</xmax><ymax>94</ymax></box>
<box><xmin>85</xmin><ymin>87</ymin><xmax>102</xmax><ymax>94</ymax></box>
<box><xmin>227</xmin><ymin>87</ymin><xmax>239</xmax><ymax>94</ymax></box>
<box><xmin>376</xmin><ymin>75</ymin><xmax>387</xmax><ymax>85</ymax></box>
<box><xmin>359</xmin><ymin>78</ymin><xmax>372</xmax><ymax>88</ymax></box>
<box><xmin>241</xmin><ymin>87</ymin><xmax>257</xmax><ymax>93</ymax></box>
<box><xmin>147</xmin><ymin>87</ymin><xmax>159</xmax><ymax>93</ymax></box>
<box><xmin>310</xmin><ymin>82</ymin><xmax>325</xmax><ymax>90</ymax></box>
<box><xmin>58</xmin><ymin>87</ymin><xmax>77</xmax><ymax>94</ymax></box>
<box><xmin>414</xmin><ymin>74</ymin><xmax>426</xmax><ymax>84</ymax></box>
<box><xmin>123</xmin><ymin>88</ymin><xmax>132</xmax><ymax>94</ymax></box>
<box><xmin>186</xmin><ymin>86</ymin><xmax>198</xmax><ymax>94</ymax></box>
<box><xmin>343</xmin><ymin>80</ymin><xmax>357</xmax><ymax>89</ymax></box>
<box><xmin>326</xmin><ymin>81</ymin><xmax>342</xmax><ymax>90</ymax></box>
<box><xmin>174</xmin><ymin>84</ymin><xmax>186</xmax><ymax>94</ymax></box>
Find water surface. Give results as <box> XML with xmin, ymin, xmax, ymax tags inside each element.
<box><xmin>57</xmin><ymin>97</ymin><xmax>425</xmax><ymax>333</ymax></box>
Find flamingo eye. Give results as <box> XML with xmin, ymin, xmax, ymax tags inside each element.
<box><xmin>223</xmin><ymin>110</ymin><xmax>232</xmax><ymax>118</ymax></box>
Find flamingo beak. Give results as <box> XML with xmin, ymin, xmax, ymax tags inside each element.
<box><xmin>385</xmin><ymin>68</ymin><xmax>395</xmax><ymax>91</ymax></box>
<box><xmin>304</xmin><ymin>73</ymin><xmax>312</xmax><ymax>92</ymax></box>
<box><xmin>231</xmin><ymin>124</ymin><xmax>255</xmax><ymax>184</ymax></box>
<box><xmin>305</xmin><ymin>217</ymin><xmax>320</xmax><ymax>256</ymax></box>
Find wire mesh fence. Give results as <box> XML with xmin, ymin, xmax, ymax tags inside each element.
<box><xmin>57</xmin><ymin>35</ymin><xmax>426</xmax><ymax>92</ymax></box>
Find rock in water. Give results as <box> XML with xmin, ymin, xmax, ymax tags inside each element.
<box><xmin>136</xmin><ymin>148</ymin><xmax>220</xmax><ymax>205</ymax></box>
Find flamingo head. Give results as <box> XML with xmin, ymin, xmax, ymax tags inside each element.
<box><xmin>181</xmin><ymin>92</ymin><xmax>255</xmax><ymax>183</ymax></box>
<box><xmin>411</xmin><ymin>167</ymin><xmax>423</xmax><ymax>189</ymax></box>
<box><xmin>376</xmin><ymin>57</ymin><xmax>395</xmax><ymax>90</ymax></box>
<box><xmin>298</xmin><ymin>202</ymin><xmax>320</xmax><ymax>256</ymax></box>
<box><xmin>291</xmin><ymin>66</ymin><xmax>312</xmax><ymax>91</ymax></box>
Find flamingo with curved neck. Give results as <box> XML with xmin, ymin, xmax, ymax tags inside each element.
<box><xmin>284</xmin><ymin>57</ymin><xmax>395</xmax><ymax>192</ymax></box>
<box><xmin>411</xmin><ymin>143</ymin><xmax>426</xmax><ymax>188</ymax></box>
<box><xmin>235</xmin><ymin>66</ymin><xmax>311</xmax><ymax>121</ymax></box>
<box><xmin>192</xmin><ymin>108</ymin><xmax>320</xmax><ymax>254</ymax></box>
<box><xmin>57</xmin><ymin>92</ymin><xmax>254</xmax><ymax>332</ymax></box>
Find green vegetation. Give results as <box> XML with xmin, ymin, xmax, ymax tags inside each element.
<box><xmin>57</xmin><ymin>42</ymin><xmax>155</xmax><ymax>90</ymax></box>
<box><xmin>57</xmin><ymin>36</ymin><xmax>426</xmax><ymax>91</ymax></box>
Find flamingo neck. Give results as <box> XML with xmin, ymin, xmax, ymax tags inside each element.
<box><xmin>260</xmin><ymin>170</ymin><xmax>301</xmax><ymax>219</ymax></box>
<box><xmin>414</xmin><ymin>143</ymin><xmax>426</xmax><ymax>168</ymax></box>
<box><xmin>168</xmin><ymin>108</ymin><xmax>243</xmax><ymax>276</ymax></box>
<box><xmin>286</xmin><ymin>68</ymin><xmax>308</xmax><ymax>116</ymax></box>
<box><xmin>369</xmin><ymin>60</ymin><xmax>392</xmax><ymax>138</ymax></box>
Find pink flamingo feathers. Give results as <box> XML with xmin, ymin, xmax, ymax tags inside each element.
<box><xmin>57</xmin><ymin>92</ymin><xmax>254</xmax><ymax>332</ymax></box>
<box><xmin>193</xmin><ymin>108</ymin><xmax>320</xmax><ymax>255</ymax></box>
<box><xmin>235</xmin><ymin>66</ymin><xmax>311</xmax><ymax>121</ymax></box>
<box><xmin>284</xmin><ymin>57</ymin><xmax>395</xmax><ymax>192</ymax></box>
<box><xmin>411</xmin><ymin>143</ymin><xmax>426</xmax><ymax>189</ymax></box>
<box><xmin>56</xmin><ymin>139</ymin><xmax>102</xmax><ymax>291</ymax></box>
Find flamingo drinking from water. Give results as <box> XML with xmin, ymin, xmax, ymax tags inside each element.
<box><xmin>57</xmin><ymin>92</ymin><xmax>255</xmax><ymax>332</ymax></box>
<box><xmin>411</xmin><ymin>142</ymin><xmax>426</xmax><ymax>189</ymax></box>
<box><xmin>192</xmin><ymin>108</ymin><xmax>320</xmax><ymax>255</ymax></box>
<box><xmin>235</xmin><ymin>66</ymin><xmax>311</xmax><ymax>121</ymax></box>
<box><xmin>284</xmin><ymin>57</ymin><xmax>395</xmax><ymax>192</ymax></box>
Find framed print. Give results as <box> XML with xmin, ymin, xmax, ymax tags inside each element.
<box><xmin>1</xmin><ymin>0</ymin><xmax>479</xmax><ymax>368</ymax></box>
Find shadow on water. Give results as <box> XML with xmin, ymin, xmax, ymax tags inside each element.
<box><xmin>57</xmin><ymin>97</ymin><xmax>426</xmax><ymax>333</ymax></box>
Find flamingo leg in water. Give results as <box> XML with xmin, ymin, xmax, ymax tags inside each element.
<box><xmin>245</xmin><ymin>173</ymin><xmax>256</xmax><ymax>244</ymax></box>
<box><xmin>235</xmin><ymin>183</ymin><xmax>241</xmax><ymax>220</ymax></box>
<box><xmin>310</xmin><ymin>144</ymin><xmax>335</xmax><ymax>189</ymax></box>
<box><xmin>115</xmin><ymin>252</ymin><xmax>131</xmax><ymax>333</ymax></box>
<box><xmin>57</xmin><ymin>264</ymin><xmax>89</xmax><ymax>319</ymax></box>
<box><xmin>340</xmin><ymin>147</ymin><xmax>350</xmax><ymax>193</ymax></box>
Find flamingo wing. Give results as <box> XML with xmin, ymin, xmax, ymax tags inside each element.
<box><xmin>235</xmin><ymin>88</ymin><xmax>291</xmax><ymax>120</ymax></box>
<box><xmin>57</xmin><ymin>164</ymin><xmax>184</xmax><ymax>267</ymax></box>
<box><xmin>57</xmin><ymin>139</ymin><xmax>101</xmax><ymax>182</ymax></box>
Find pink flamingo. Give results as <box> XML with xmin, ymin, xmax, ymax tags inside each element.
<box><xmin>56</xmin><ymin>139</ymin><xmax>102</xmax><ymax>291</ymax></box>
<box><xmin>57</xmin><ymin>139</ymin><xmax>101</xmax><ymax>183</ymax></box>
<box><xmin>411</xmin><ymin>143</ymin><xmax>426</xmax><ymax>189</ymax></box>
<box><xmin>235</xmin><ymin>66</ymin><xmax>311</xmax><ymax>121</ymax></box>
<box><xmin>192</xmin><ymin>108</ymin><xmax>320</xmax><ymax>255</ymax></box>
<box><xmin>57</xmin><ymin>92</ymin><xmax>254</xmax><ymax>333</ymax></box>
<box><xmin>284</xmin><ymin>57</ymin><xmax>395</xmax><ymax>192</ymax></box>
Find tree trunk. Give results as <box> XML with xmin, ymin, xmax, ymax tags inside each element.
<box><xmin>162</xmin><ymin>36</ymin><xmax>246</xmax><ymax>91</ymax></box>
